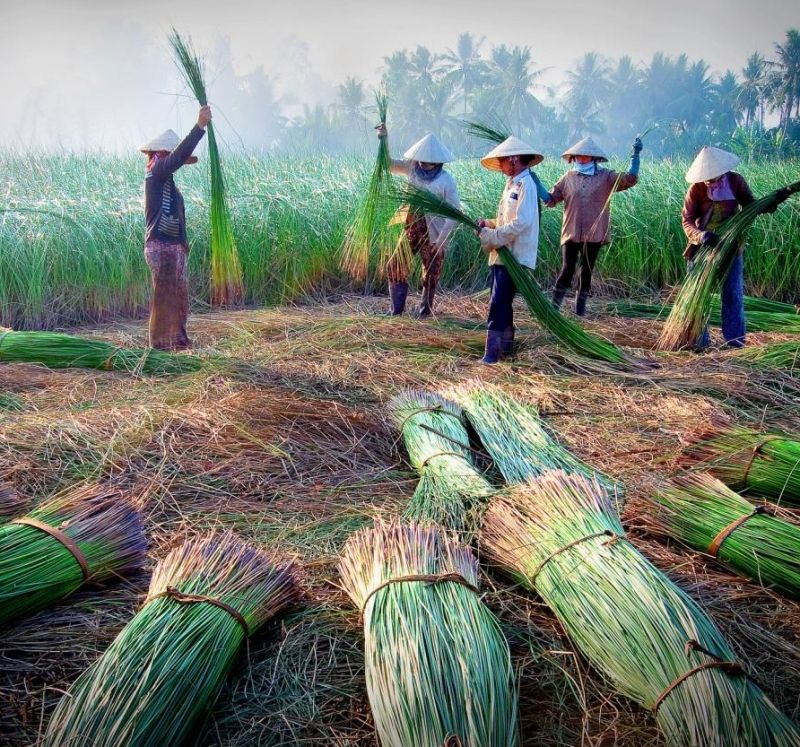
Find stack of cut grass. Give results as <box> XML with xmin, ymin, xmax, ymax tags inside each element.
<box><xmin>482</xmin><ymin>470</ymin><xmax>800</xmax><ymax>746</ymax></box>
<box><xmin>737</xmin><ymin>341</ymin><xmax>800</xmax><ymax>372</ymax></box>
<box><xmin>389</xmin><ymin>390</ymin><xmax>494</xmax><ymax>532</ymax></box>
<box><xmin>0</xmin><ymin>478</ymin><xmax>26</xmax><ymax>523</ymax></box>
<box><xmin>0</xmin><ymin>329</ymin><xmax>204</xmax><ymax>375</ymax></box>
<box><xmin>170</xmin><ymin>30</ymin><xmax>244</xmax><ymax>308</ymax></box>
<box><xmin>44</xmin><ymin>531</ymin><xmax>299</xmax><ymax>747</ymax></box>
<box><xmin>658</xmin><ymin>181</ymin><xmax>800</xmax><ymax>350</ymax></box>
<box><xmin>740</xmin><ymin>296</ymin><xmax>798</xmax><ymax>314</ymax></box>
<box><xmin>0</xmin><ymin>484</ymin><xmax>146</xmax><ymax>626</ymax></box>
<box><xmin>680</xmin><ymin>422</ymin><xmax>800</xmax><ymax>507</ymax></box>
<box><xmin>649</xmin><ymin>473</ymin><xmax>800</xmax><ymax>598</ymax></box>
<box><xmin>338</xmin><ymin>520</ymin><xmax>517</xmax><ymax>747</ymax></box>
<box><xmin>390</xmin><ymin>183</ymin><xmax>632</xmax><ymax>366</ymax></box>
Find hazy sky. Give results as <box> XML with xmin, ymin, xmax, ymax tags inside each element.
<box><xmin>2</xmin><ymin>0</ymin><xmax>797</xmax><ymax>150</ymax></box>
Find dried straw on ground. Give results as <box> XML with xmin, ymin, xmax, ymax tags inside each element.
<box><xmin>0</xmin><ymin>478</ymin><xmax>26</xmax><ymax>523</ymax></box>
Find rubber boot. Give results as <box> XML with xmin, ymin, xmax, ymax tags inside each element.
<box><xmin>480</xmin><ymin>330</ymin><xmax>503</xmax><ymax>364</ymax></box>
<box><xmin>552</xmin><ymin>287</ymin><xmax>567</xmax><ymax>310</ymax></box>
<box><xmin>388</xmin><ymin>281</ymin><xmax>408</xmax><ymax>316</ymax></box>
<box><xmin>418</xmin><ymin>279</ymin><xmax>437</xmax><ymax>318</ymax></box>
<box><xmin>575</xmin><ymin>293</ymin><xmax>588</xmax><ymax>317</ymax></box>
<box><xmin>501</xmin><ymin>325</ymin><xmax>515</xmax><ymax>357</ymax></box>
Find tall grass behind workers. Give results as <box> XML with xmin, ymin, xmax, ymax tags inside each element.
<box><xmin>140</xmin><ymin>106</ymin><xmax>210</xmax><ymax>350</ymax></box>
<box><xmin>477</xmin><ymin>136</ymin><xmax>544</xmax><ymax>364</ymax></box>
<box><xmin>377</xmin><ymin>125</ymin><xmax>461</xmax><ymax>317</ymax></box>
<box><xmin>541</xmin><ymin>136</ymin><xmax>642</xmax><ymax>316</ymax></box>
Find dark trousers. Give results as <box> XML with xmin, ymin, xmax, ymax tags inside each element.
<box><xmin>487</xmin><ymin>265</ymin><xmax>516</xmax><ymax>331</ymax></box>
<box><xmin>555</xmin><ymin>241</ymin><xmax>602</xmax><ymax>296</ymax></box>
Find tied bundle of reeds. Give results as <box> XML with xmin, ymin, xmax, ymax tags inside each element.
<box><xmin>389</xmin><ymin>390</ymin><xmax>494</xmax><ymax>532</ymax></box>
<box><xmin>338</xmin><ymin>520</ymin><xmax>517</xmax><ymax>747</ymax></box>
<box><xmin>481</xmin><ymin>470</ymin><xmax>800</xmax><ymax>746</ymax></box>
<box><xmin>0</xmin><ymin>484</ymin><xmax>146</xmax><ymax>626</ymax></box>
<box><xmin>658</xmin><ymin>181</ymin><xmax>800</xmax><ymax>350</ymax></box>
<box><xmin>389</xmin><ymin>184</ymin><xmax>631</xmax><ymax>365</ymax></box>
<box><xmin>44</xmin><ymin>531</ymin><xmax>299</xmax><ymax>747</ymax></box>
<box><xmin>680</xmin><ymin>423</ymin><xmax>800</xmax><ymax>507</ymax></box>
<box><xmin>650</xmin><ymin>474</ymin><xmax>800</xmax><ymax>598</ymax></box>
<box><xmin>737</xmin><ymin>341</ymin><xmax>800</xmax><ymax>372</ymax></box>
<box><xmin>0</xmin><ymin>329</ymin><xmax>203</xmax><ymax>375</ymax></box>
<box><xmin>170</xmin><ymin>30</ymin><xmax>244</xmax><ymax>308</ymax></box>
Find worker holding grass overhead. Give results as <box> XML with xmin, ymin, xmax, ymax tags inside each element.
<box><xmin>139</xmin><ymin>105</ymin><xmax>211</xmax><ymax>350</ymax></box>
<box><xmin>377</xmin><ymin>125</ymin><xmax>461</xmax><ymax>317</ymax></box>
<box><xmin>477</xmin><ymin>136</ymin><xmax>545</xmax><ymax>364</ymax></box>
<box><xmin>544</xmin><ymin>136</ymin><xmax>643</xmax><ymax>316</ymax></box>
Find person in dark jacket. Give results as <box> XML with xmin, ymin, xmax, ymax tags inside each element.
<box><xmin>139</xmin><ymin>105</ymin><xmax>210</xmax><ymax>350</ymax></box>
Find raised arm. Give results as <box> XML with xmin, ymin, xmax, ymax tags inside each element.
<box><xmin>613</xmin><ymin>137</ymin><xmax>643</xmax><ymax>192</ymax></box>
<box><xmin>376</xmin><ymin>124</ymin><xmax>410</xmax><ymax>176</ymax></box>
<box><xmin>150</xmin><ymin>106</ymin><xmax>210</xmax><ymax>180</ymax></box>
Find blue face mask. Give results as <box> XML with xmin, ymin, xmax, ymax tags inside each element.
<box><xmin>572</xmin><ymin>160</ymin><xmax>597</xmax><ymax>176</ymax></box>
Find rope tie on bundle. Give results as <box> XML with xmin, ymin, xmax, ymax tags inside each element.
<box><xmin>398</xmin><ymin>407</ymin><xmax>464</xmax><ymax>435</ymax></box>
<box><xmin>530</xmin><ymin>529</ymin><xmax>621</xmax><ymax>586</ymax></box>
<box><xmin>741</xmin><ymin>436</ymin><xmax>784</xmax><ymax>485</ymax></box>
<box><xmin>10</xmin><ymin>517</ymin><xmax>91</xmax><ymax>581</ymax></box>
<box><xmin>421</xmin><ymin>451</ymin><xmax>471</xmax><ymax>469</ymax></box>
<box><xmin>146</xmin><ymin>586</ymin><xmax>250</xmax><ymax>637</ymax></box>
<box><xmin>360</xmin><ymin>572</ymin><xmax>480</xmax><ymax>616</ymax></box>
<box><xmin>652</xmin><ymin>639</ymin><xmax>745</xmax><ymax>714</ymax></box>
<box><xmin>707</xmin><ymin>505</ymin><xmax>772</xmax><ymax>557</ymax></box>
<box><xmin>102</xmin><ymin>347</ymin><xmax>124</xmax><ymax>371</ymax></box>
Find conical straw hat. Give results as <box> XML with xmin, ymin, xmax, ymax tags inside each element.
<box><xmin>561</xmin><ymin>136</ymin><xmax>608</xmax><ymax>162</ymax></box>
<box><xmin>139</xmin><ymin>129</ymin><xmax>198</xmax><ymax>164</ymax></box>
<box><xmin>403</xmin><ymin>133</ymin><xmax>455</xmax><ymax>163</ymax></box>
<box><xmin>480</xmin><ymin>136</ymin><xmax>544</xmax><ymax>172</ymax></box>
<box><xmin>685</xmin><ymin>146</ymin><xmax>740</xmax><ymax>183</ymax></box>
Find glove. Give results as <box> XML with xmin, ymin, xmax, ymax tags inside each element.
<box><xmin>702</xmin><ymin>230</ymin><xmax>719</xmax><ymax>248</ymax></box>
<box><xmin>479</xmin><ymin>227</ymin><xmax>495</xmax><ymax>252</ymax></box>
<box><xmin>632</xmin><ymin>137</ymin><xmax>643</xmax><ymax>153</ymax></box>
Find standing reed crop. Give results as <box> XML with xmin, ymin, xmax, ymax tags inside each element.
<box><xmin>481</xmin><ymin>470</ymin><xmax>800</xmax><ymax>746</ymax></box>
<box><xmin>170</xmin><ymin>30</ymin><xmax>244</xmax><ymax>307</ymax></box>
<box><xmin>44</xmin><ymin>531</ymin><xmax>299</xmax><ymax>747</ymax></box>
<box><xmin>649</xmin><ymin>473</ymin><xmax>800</xmax><ymax>598</ymax></box>
<box><xmin>338</xmin><ymin>520</ymin><xmax>518</xmax><ymax>747</ymax></box>
<box><xmin>0</xmin><ymin>483</ymin><xmax>146</xmax><ymax>626</ymax></box>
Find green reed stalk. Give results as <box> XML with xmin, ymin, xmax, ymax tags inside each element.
<box><xmin>737</xmin><ymin>341</ymin><xmax>800</xmax><ymax>372</ymax></box>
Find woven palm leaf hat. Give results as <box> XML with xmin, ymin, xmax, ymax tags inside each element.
<box><xmin>685</xmin><ymin>146</ymin><xmax>740</xmax><ymax>183</ymax></box>
<box><xmin>480</xmin><ymin>136</ymin><xmax>544</xmax><ymax>171</ymax></box>
<box><xmin>562</xmin><ymin>136</ymin><xmax>608</xmax><ymax>162</ymax></box>
<box><xmin>139</xmin><ymin>129</ymin><xmax>198</xmax><ymax>164</ymax></box>
<box><xmin>403</xmin><ymin>133</ymin><xmax>455</xmax><ymax>163</ymax></box>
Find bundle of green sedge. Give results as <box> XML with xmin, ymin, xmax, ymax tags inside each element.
<box><xmin>44</xmin><ymin>531</ymin><xmax>299</xmax><ymax>746</ymax></box>
<box><xmin>736</xmin><ymin>341</ymin><xmax>800</xmax><ymax>372</ymax></box>
<box><xmin>481</xmin><ymin>470</ymin><xmax>800</xmax><ymax>746</ymax></box>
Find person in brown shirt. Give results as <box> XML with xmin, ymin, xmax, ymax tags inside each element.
<box><xmin>544</xmin><ymin>136</ymin><xmax>642</xmax><ymax>316</ymax></box>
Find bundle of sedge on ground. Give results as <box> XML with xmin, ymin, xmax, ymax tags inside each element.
<box><xmin>736</xmin><ymin>341</ymin><xmax>800</xmax><ymax>372</ymax></box>
<box><xmin>0</xmin><ymin>483</ymin><xmax>146</xmax><ymax>626</ymax></box>
<box><xmin>44</xmin><ymin>531</ymin><xmax>299</xmax><ymax>747</ymax></box>
<box><xmin>338</xmin><ymin>520</ymin><xmax>518</xmax><ymax>747</ymax></box>
<box><xmin>649</xmin><ymin>473</ymin><xmax>800</xmax><ymax>599</ymax></box>
<box><xmin>658</xmin><ymin>181</ymin><xmax>800</xmax><ymax>351</ymax></box>
<box><xmin>388</xmin><ymin>183</ymin><xmax>633</xmax><ymax>366</ymax></box>
<box><xmin>481</xmin><ymin>470</ymin><xmax>800</xmax><ymax>747</ymax></box>
<box><xmin>679</xmin><ymin>421</ymin><xmax>800</xmax><ymax>507</ymax></box>
<box><xmin>0</xmin><ymin>329</ymin><xmax>204</xmax><ymax>375</ymax></box>
<box><xmin>170</xmin><ymin>29</ymin><xmax>244</xmax><ymax>308</ymax></box>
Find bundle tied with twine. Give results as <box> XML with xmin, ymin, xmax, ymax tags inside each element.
<box><xmin>338</xmin><ymin>520</ymin><xmax>518</xmax><ymax>747</ymax></box>
<box><xmin>44</xmin><ymin>531</ymin><xmax>299</xmax><ymax>747</ymax></box>
<box><xmin>170</xmin><ymin>29</ymin><xmax>244</xmax><ymax>307</ymax></box>
<box><xmin>679</xmin><ymin>421</ymin><xmax>800</xmax><ymax>508</ymax></box>
<box><xmin>658</xmin><ymin>180</ymin><xmax>800</xmax><ymax>351</ymax></box>
<box><xmin>387</xmin><ymin>183</ymin><xmax>633</xmax><ymax>366</ymax></box>
<box><xmin>0</xmin><ymin>483</ymin><xmax>146</xmax><ymax>626</ymax></box>
<box><xmin>0</xmin><ymin>329</ymin><xmax>203</xmax><ymax>376</ymax></box>
<box><xmin>481</xmin><ymin>470</ymin><xmax>800</xmax><ymax>746</ymax></box>
<box><xmin>649</xmin><ymin>473</ymin><xmax>800</xmax><ymax>599</ymax></box>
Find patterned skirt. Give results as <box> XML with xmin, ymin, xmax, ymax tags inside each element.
<box><xmin>144</xmin><ymin>239</ymin><xmax>190</xmax><ymax>351</ymax></box>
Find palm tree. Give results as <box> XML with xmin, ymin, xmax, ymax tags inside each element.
<box><xmin>483</xmin><ymin>45</ymin><xmax>546</xmax><ymax>135</ymax></box>
<box><xmin>563</xmin><ymin>52</ymin><xmax>612</xmax><ymax>141</ymax></box>
<box><xmin>441</xmin><ymin>32</ymin><xmax>488</xmax><ymax>114</ymax></box>
<box><xmin>712</xmin><ymin>70</ymin><xmax>742</xmax><ymax>138</ymax></box>
<box><xmin>335</xmin><ymin>77</ymin><xmax>367</xmax><ymax>125</ymax></box>
<box><xmin>769</xmin><ymin>28</ymin><xmax>800</xmax><ymax>137</ymax></box>
<box><xmin>739</xmin><ymin>53</ymin><xmax>766</xmax><ymax>128</ymax></box>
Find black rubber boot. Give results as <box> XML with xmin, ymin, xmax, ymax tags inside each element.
<box><xmin>389</xmin><ymin>282</ymin><xmax>408</xmax><ymax>316</ymax></box>
<box><xmin>501</xmin><ymin>325</ymin><xmax>515</xmax><ymax>356</ymax></box>
<box><xmin>552</xmin><ymin>287</ymin><xmax>567</xmax><ymax>310</ymax></box>
<box><xmin>480</xmin><ymin>330</ymin><xmax>504</xmax><ymax>364</ymax></box>
<box><xmin>576</xmin><ymin>293</ymin><xmax>588</xmax><ymax>317</ymax></box>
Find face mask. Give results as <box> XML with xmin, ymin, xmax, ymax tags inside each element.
<box><xmin>572</xmin><ymin>160</ymin><xmax>597</xmax><ymax>176</ymax></box>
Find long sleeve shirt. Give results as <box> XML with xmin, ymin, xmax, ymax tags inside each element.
<box><xmin>547</xmin><ymin>168</ymin><xmax>638</xmax><ymax>245</ymax></box>
<box><xmin>481</xmin><ymin>170</ymin><xmax>540</xmax><ymax>270</ymax></box>
<box><xmin>144</xmin><ymin>125</ymin><xmax>206</xmax><ymax>244</ymax></box>
<box><xmin>681</xmin><ymin>171</ymin><xmax>754</xmax><ymax>250</ymax></box>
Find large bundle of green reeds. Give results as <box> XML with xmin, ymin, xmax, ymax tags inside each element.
<box><xmin>44</xmin><ymin>531</ymin><xmax>298</xmax><ymax>747</ymax></box>
<box><xmin>658</xmin><ymin>181</ymin><xmax>800</xmax><ymax>350</ymax></box>
<box><xmin>0</xmin><ymin>329</ymin><xmax>203</xmax><ymax>375</ymax></box>
<box><xmin>0</xmin><ymin>484</ymin><xmax>146</xmax><ymax>626</ymax></box>
<box><xmin>482</xmin><ymin>470</ymin><xmax>800</xmax><ymax>746</ymax></box>
<box><xmin>737</xmin><ymin>341</ymin><xmax>800</xmax><ymax>371</ymax></box>
<box><xmin>390</xmin><ymin>184</ymin><xmax>632</xmax><ymax>365</ymax></box>
<box><xmin>170</xmin><ymin>30</ymin><xmax>244</xmax><ymax>308</ymax></box>
<box><xmin>338</xmin><ymin>520</ymin><xmax>517</xmax><ymax>747</ymax></box>
<box><xmin>680</xmin><ymin>422</ymin><xmax>800</xmax><ymax>507</ymax></box>
<box><xmin>389</xmin><ymin>390</ymin><xmax>494</xmax><ymax>532</ymax></box>
<box><xmin>649</xmin><ymin>473</ymin><xmax>799</xmax><ymax>598</ymax></box>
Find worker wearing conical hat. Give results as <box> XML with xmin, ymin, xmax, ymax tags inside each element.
<box><xmin>682</xmin><ymin>146</ymin><xmax>754</xmax><ymax>348</ymax></box>
<box><xmin>139</xmin><ymin>106</ymin><xmax>210</xmax><ymax>350</ymax></box>
<box><xmin>477</xmin><ymin>136</ymin><xmax>544</xmax><ymax>364</ymax></box>
<box><xmin>377</xmin><ymin>126</ymin><xmax>461</xmax><ymax>317</ymax></box>
<box><xmin>541</xmin><ymin>135</ymin><xmax>642</xmax><ymax>317</ymax></box>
